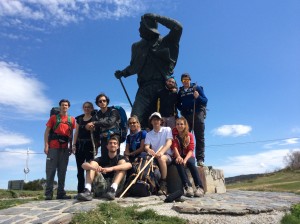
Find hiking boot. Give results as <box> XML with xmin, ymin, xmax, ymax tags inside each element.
<box><xmin>184</xmin><ymin>186</ymin><xmax>194</xmax><ymax>197</ymax></box>
<box><xmin>197</xmin><ymin>160</ymin><xmax>205</xmax><ymax>167</ymax></box>
<box><xmin>194</xmin><ymin>186</ymin><xmax>204</xmax><ymax>197</ymax></box>
<box><xmin>157</xmin><ymin>179</ymin><xmax>167</xmax><ymax>195</ymax></box>
<box><xmin>104</xmin><ymin>187</ymin><xmax>116</xmax><ymax>200</ymax></box>
<box><xmin>77</xmin><ymin>188</ymin><xmax>93</xmax><ymax>201</ymax></box>
<box><xmin>45</xmin><ymin>195</ymin><xmax>53</xmax><ymax>200</ymax></box>
<box><xmin>56</xmin><ymin>194</ymin><xmax>72</xmax><ymax>200</ymax></box>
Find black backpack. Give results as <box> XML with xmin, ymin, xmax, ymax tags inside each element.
<box><xmin>126</xmin><ymin>154</ymin><xmax>161</xmax><ymax>197</ymax></box>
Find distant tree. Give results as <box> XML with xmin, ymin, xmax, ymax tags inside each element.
<box><xmin>284</xmin><ymin>151</ymin><xmax>300</xmax><ymax>170</ymax></box>
<box><xmin>23</xmin><ymin>178</ymin><xmax>57</xmax><ymax>191</ymax></box>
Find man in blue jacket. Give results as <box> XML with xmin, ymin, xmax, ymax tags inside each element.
<box><xmin>177</xmin><ymin>73</ymin><xmax>208</xmax><ymax>166</ymax></box>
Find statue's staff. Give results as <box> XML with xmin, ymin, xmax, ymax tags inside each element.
<box><xmin>118</xmin><ymin>77</ymin><xmax>133</xmax><ymax>108</ymax></box>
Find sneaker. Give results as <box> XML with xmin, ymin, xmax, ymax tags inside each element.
<box><xmin>158</xmin><ymin>180</ymin><xmax>167</xmax><ymax>195</ymax></box>
<box><xmin>104</xmin><ymin>187</ymin><xmax>116</xmax><ymax>200</ymax></box>
<box><xmin>56</xmin><ymin>194</ymin><xmax>72</xmax><ymax>200</ymax></box>
<box><xmin>184</xmin><ymin>186</ymin><xmax>194</xmax><ymax>197</ymax></box>
<box><xmin>194</xmin><ymin>187</ymin><xmax>204</xmax><ymax>197</ymax></box>
<box><xmin>77</xmin><ymin>188</ymin><xmax>93</xmax><ymax>201</ymax></box>
<box><xmin>197</xmin><ymin>160</ymin><xmax>205</xmax><ymax>167</ymax></box>
<box><xmin>45</xmin><ymin>195</ymin><xmax>53</xmax><ymax>200</ymax></box>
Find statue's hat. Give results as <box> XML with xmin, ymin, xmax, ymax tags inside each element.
<box><xmin>141</xmin><ymin>16</ymin><xmax>159</xmax><ymax>34</ymax></box>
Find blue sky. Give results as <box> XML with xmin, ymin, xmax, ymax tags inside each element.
<box><xmin>0</xmin><ymin>0</ymin><xmax>299</xmax><ymax>190</ymax></box>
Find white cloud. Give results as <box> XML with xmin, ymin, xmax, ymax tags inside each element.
<box><xmin>0</xmin><ymin>0</ymin><xmax>148</xmax><ymax>27</ymax></box>
<box><xmin>0</xmin><ymin>128</ymin><xmax>31</xmax><ymax>147</ymax></box>
<box><xmin>212</xmin><ymin>124</ymin><xmax>252</xmax><ymax>137</ymax></box>
<box><xmin>263</xmin><ymin>138</ymin><xmax>300</xmax><ymax>149</ymax></box>
<box><xmin>219</xmin><ymin>148</ymin><xmax>300</xmax><ymax>177</ymax></box>
<box><xmin>0</xmin><ymin>61</ymin><xmax>51</xmax><ymax>115</ymax></box>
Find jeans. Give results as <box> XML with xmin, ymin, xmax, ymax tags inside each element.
<box><xmin>174</xmin><ymin>156</ymin><xmax>203</xmax><ymax>188</ymax></box>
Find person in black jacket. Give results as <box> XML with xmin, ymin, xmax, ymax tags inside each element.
<box><xmin>156</xmin><ymin>76</ymin><xmax>178</xmax><ymax>129</ymax></box>
<box><xmin>177</xmin><ymin>73</ymin><xmax>208</xmax><ymax>166</ymax></box>
<box><xmin>86</xmin><ymin>93</ymin><xmax>121</xmax><ymax>159</ymax></box>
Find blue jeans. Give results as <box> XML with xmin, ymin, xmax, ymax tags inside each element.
<box><xmin>174</xmin><ymin>156</ymin><xmax>203</xmax><ymax>188</ymax></box>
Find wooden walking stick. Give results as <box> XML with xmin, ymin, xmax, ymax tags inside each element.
<box><xmin>119</xmin><ymin>146</ymin><xmax>163</xmax><ymax>198</ymax></box>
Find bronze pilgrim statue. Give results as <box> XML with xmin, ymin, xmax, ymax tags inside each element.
<box><xmin>115</xmin><ymin>13</ymin><xmax>182</xmax><ymax>128</ymax></box>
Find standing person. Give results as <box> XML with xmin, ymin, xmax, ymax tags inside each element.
<box><xmin>73</xmin><ymin>101</ymin><xmax>98</xmax><ymax>194</ymax></box>
<box><xmin>177</xmin><ymin>73</ymin><xmax>208</xmax><ymax>166</ymax></box>
<box><xmin>124</xmin><ymin>116</ymin><xmax>147</xmax><ymax>163</ymax></box>
<box><xmin>86</xmin><ymin>93</ymin><xmax>120</xmax><ymax>159</ymax></box>
<box><xmin>77</xmin><ymin>136</ymin><xmax>132</xmax><ymax>201</ymax></box>
<box><xmin>44</xmin><ymin>99</ymin><xmax>75</xmax><ymax>200</ymax></box>
<box><xmin>156</xmin><ymin>75</ymin><xmax>178</xmax><ymax>129</ymax></box>
<box><xmin>171</xmin><ymin>117</ymin><xmax>205</xmax><ymax>197</ymax></box>
<box><xmin>115</xmin><ymin>13</ymin><xmax>182</xmax><ymax>129</ymax></box>
<box><xmin>144</xmin><ymin>112</ymin><xmax>173</xmax><ymax>195</ymax></box>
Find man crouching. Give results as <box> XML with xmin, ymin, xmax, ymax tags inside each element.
<box><xmin>77</xmin><ymin>136</ymin><xmax>132</xmax><ymax>201</ymax></box>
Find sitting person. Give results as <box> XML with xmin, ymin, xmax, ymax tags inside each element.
<box><xmin>144</xmin><ymin>112</ymin><xmax>173</xmax><ymax>195</ymax></box>
<box><xmin>171</xmin><ymin>117</ymin><xmax>205</xmax><ymax>197</ymax></box>
<box><xmin>77</xmin><ymin>136</ymin><xmax>132</xmax><ymax>201</ymax></box>
<box><xmin>124</xmin><ymin>115</ymin><xmax>147</xmax><ymax>163</ymax></box>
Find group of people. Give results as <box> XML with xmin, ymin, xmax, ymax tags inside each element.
<box><xmin>43</xmin><ymin>13</ymin><xmax>208</xmax><ymax>201</ymax></box>
<box><xmin>43</xmin><ymin>73</ymin><xmax>208</xmax><ymax>201</ymax></box>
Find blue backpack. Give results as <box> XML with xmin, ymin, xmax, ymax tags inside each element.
<box><xmin>111</xmin><ymin>106</ymin><xmax>128</xmax><ymax>143</ymax></box>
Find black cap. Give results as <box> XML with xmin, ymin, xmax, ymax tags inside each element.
<box><xmin>181</xmin><ymin>73</ymin><xmax>191</xmax><ymax>81</ymax></box>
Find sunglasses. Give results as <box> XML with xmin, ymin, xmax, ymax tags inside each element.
<box><xmin>98</xmin><ymin>100</ymin><xmax>107</xmax><ymax>103</ymax></box>
<box><xmin>182</xmin><ymin>79</ymin><xmax>190</xmax><ymax>83</ymax></box>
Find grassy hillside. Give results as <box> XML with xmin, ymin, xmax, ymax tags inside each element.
<box><xmin>226</xmin><ymin>168</ymin><xmax>300</xmax><ymax>194</ymax></box>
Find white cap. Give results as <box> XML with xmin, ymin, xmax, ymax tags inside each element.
<box><xmin>149</xmin><ymin>112</ymin><xmax>162</xmax><ymax>120</ymax></box>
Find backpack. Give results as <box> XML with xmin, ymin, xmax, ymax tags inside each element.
<box><xmin>111</xmin><ymin>106</ymin><xmax>128</xmax><ymax>143</ymax></box>
<box><xmin>48</xmin><ymin>107</ymin><xmax>72</xmax><ymax>144</ymax></box>
<box><xmin>126</xmin><ymin>153</ymin><xmax>161</xmax><ymax>197</ymax></box>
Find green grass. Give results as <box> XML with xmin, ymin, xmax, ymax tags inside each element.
<box><xmin>0</xmin><ymin>198</ymin><xmax>39</xmax><ymax>210</ymax></box>
<box><xmin>70</xmin><ymin>202</ymin><xmax>187</xmax><ymax>224</ymax></box>
<box><xmin>226</xmin><ymin>169</ymin><xmax>300</xmax><ymax>193</ymax></box>
<box><xmin>281</xmin><ymin>204</ymin><xmax>300</xmax><ymax>224</ymax></box>
<box><xmin>0</xmin><ymin>189</ymin><xmax>77</xmax><ymax>210</ymax></box>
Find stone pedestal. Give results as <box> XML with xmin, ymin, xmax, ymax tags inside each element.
<box><xmin>166</xmin><ymin>164</ymin><xmax>226</xmax><ymax>194</ymax></box>
<box><xmin>198</xmin><ymin>166</ymin><xmax>226</xmax><ymax>193</ymax></box>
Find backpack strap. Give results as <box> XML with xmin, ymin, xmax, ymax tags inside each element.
<box><xmin>53</xmin><ymin>114</ymin><xmax>72</xmax><ymax>135</ymax></box>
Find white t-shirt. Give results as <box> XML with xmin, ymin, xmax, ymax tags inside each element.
<box><xmin>145</xmin><ymin>126</ymin><xmax>173</xmax><ymax>156</ymax></box>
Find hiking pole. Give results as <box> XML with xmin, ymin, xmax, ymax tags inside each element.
<box><xmin>90</xmin><ymin>130</ymin><xmax>97</xmax><ymax>159</ymax></box>
<box><xmin>119</xmin><ymin>146</ymin><xmax>163</xmax><ymax>198</ymax></box>
<box><xmin>119</xmin><ymin>77</ymin><xmax>133</xmax><ymax>108</ymax></box>
<box><xmin>192</xmin><ymin>82</ymin><xmax>197</xmax><ymax>133</ymax></box>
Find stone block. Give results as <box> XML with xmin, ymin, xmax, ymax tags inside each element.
<box><xmin>197</xmin><ymin>166</ymin><xmax>226</xmax><ymax>194</ymax></box>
